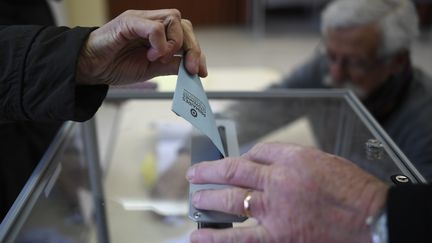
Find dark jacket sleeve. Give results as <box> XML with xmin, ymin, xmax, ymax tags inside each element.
<box><xmin>0</xmin><ymin>25</ymin><xmax>108</xmax><ymax>122</ymax></box>
<box><xmin>387</xmin><ymin>185</ymin><xmax>432</xmax><ymax>243</ymax></box>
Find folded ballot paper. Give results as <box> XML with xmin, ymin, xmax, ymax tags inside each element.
<box><xmin>172</xmin><ymin>59</ymin><xmax>226</xmax><ymax>157</ymax></box>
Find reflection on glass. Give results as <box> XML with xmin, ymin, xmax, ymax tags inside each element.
<box><xmin>15</xmin><ymin>126</ymin><xmax>97</xmax><ymax>243</ymax></box>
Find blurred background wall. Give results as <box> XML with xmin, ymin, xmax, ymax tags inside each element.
<box><xmin>47</xmin><ymin>0</ymin><xmax>431</xmax><ymax>81</ymax></box>
<box><xmin>65</xmin><ymin>0</ymin><xmax>107</xmax><ymax>26</ymax></box>
<box><xmin>108</xmin><ymin>0</ymin><xmax>249</xmax><ymax>26</ymax></box>
<box><xmin>52</xmin><ymin>0</ymin><xmax>431</xmax><ymax>33</ymax></box>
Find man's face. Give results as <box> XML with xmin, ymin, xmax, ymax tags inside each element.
<box><xmin>324</xmin><ymin>24</ymin><xmax>395</xmax><ymax>97</ymax></box>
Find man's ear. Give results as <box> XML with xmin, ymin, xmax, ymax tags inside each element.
<box><xmin>389</xmin><ymin>51</ymin><xmax>410</xmax><ymax>74</ymax></box>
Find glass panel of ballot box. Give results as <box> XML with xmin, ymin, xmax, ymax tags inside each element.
<box><xmin>0</xmin><ymin>90</ymin><xmax>426</xmax><ymax>243</ymax></box>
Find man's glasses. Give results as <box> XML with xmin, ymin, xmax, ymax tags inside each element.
<box><xmin>316</xmin><ymin>41</ymin><xmax>387</xmax><ymax>74</ymax></box>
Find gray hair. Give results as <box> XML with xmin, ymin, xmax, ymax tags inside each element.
<box><xmin>321</xmin><ymin>0</ymin><xmax>419</xmax><ymax>57</ymax></box>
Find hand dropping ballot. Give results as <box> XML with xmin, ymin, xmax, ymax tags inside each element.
<box><xmin>171</xmin><ymin>59</ymin><xmax>226</xmax><ymax>157</ymax></box>
<box><xmin>172</xmin><ymin>58</ymin><xmax>247</xmax><ymax>225</ymax></box>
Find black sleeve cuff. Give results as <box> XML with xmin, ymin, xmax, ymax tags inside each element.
<box><xmin>21</xmin><ymin>26</ymin><xmax>108</xmax><ymax>122</ymax></box>
<box><xmin>387</xmin><ymin>184</ymin><xmax>432</xmax><ymax>243</ymax></box>
<box><xmin>0</xmin><ymin>25</ymin><xmax>107</xmax><ymax>122</ymax></box>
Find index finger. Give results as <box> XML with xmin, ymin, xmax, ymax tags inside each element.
<box><xmin>138</xmin><ymin>9</ymin><xmax>184</xmax><ymax>56</ymax></box>
<box><xmin>114</xmin><ymin>14</ymin><xmax>169</xmax><ymax>61</ymax></box>
<box><xmin>186</xmin><ymin>157</ymin><xmax>269</xmax><ymax>190</ymax></box>
<box><xmin>164</xmin><ymin>13</ymin><xmax>183</xmax><ymax>55</ymax></box>
<box><xmin>135</xmin><ymin>9</ymin><xmax>181</xmax><ymax>20</ymax></box>
<box><xmin>121</xmin><ymin>10</ymin><xmax>183</xmax><ymax>61</ymax></box>
<box><xmin>242</xmin><ymin>142</ymin><xmax>305</xmax><ymax>165</ymax></box>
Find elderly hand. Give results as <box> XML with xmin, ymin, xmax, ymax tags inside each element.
<box><xmin>187</xmin><ymin>143</ymin><xmax>389</xmax><ymax>243</ymax></box>
<box><xmin>76</xmin><ymin>9</ymin><xmax>206</xmax><ymax>85</ymax></box>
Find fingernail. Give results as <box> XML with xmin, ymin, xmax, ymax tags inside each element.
<box><xmin>186</xmin><ymin>167</ymin><xmax>195</xmax><ymax>180</ymax></box>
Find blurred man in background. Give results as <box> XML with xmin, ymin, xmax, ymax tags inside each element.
<box><xmin>268</xmin><ymin>0</ymin><xmax>432</xmax><ymax>179</ymax></box>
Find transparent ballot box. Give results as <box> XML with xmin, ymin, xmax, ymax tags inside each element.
<box><xmin>0</xmin><ymin>122</ymin><xmax>104</xmax><ymax>243</ymax></box>
<box><xmin>0</xmin><ymin>90</ymin><xmax>426</xmax><ymax>243</ymax></box>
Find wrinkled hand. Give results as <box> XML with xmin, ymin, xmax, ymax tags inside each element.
<box><xmin>76</xmin><ymin>9</ymin><xmax>207</xmax><ymax>85</ymax></box>
<box><xmin>187</xmin><ymin>143</ymin><xmax>389</xmax><ymax>243</ymax></box>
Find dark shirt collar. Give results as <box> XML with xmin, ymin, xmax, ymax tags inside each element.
<box><xmin>362</xmin><ymin>63</ymin><xmax>414</xmax><ymax>123</ymax></box>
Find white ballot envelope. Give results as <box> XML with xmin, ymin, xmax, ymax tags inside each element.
<box><xmin>172</xmin><ymin>59</ymin><xmax>226</xmax><ymax>157</ymax></box>
<box><xmin>172</xmin><ymin>59</ymin><xmax>247</xmax><ymax>226</ymax></box>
